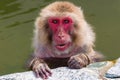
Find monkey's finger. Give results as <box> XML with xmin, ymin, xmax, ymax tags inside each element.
<box><xmin>40</xmin><ymin>66</ymin><xmax>49</xmax><ymax>79</ymax></box>
<box><xmin>68</xmin><ymin>57</ymin><xmax>83</xmax><ymax>69</ymax></box>
<box><xmin>38</xmin><ymin>68</ymin><xmax>46</xmax><ymax>79</ymax></box>
<box><xmin>70</xmin><ymin>62</ymin><xmax>81</xmax><ymax>69</ymax></box>
<box><xmin>68</xmin><ymin>59</ymin><xmax>76</xmax><ymax>68</ymax></box>
<box><xmin>45</xmin><ymin>65</ymin><xmax>52</xmax><ymax>76</ymax></box>
<box><xmin>68</xmin><ymin>58</ymin><xmax>77</xmax><ymax>66</ymax></box>
<box><xmin>68</xmin><ymin>62</ymin><xmax>75</xmax><ymax>69</ymax></box>
<box><xmin>70</xmin><ymin>60</ymin><xmax>84</xmax><ymax>69</ymax></box>
<box><xmin>34</xmin><ymin>69</ymin><xmax>40</xmax><ymax>78</ymax></box>
<box><xmin>69</xmin><ymin>61</ymin><xmax>78</xmax><ymax>69</ymax></box>
<box><xmin>68</xmin><ymin>57</ymin><xmax>73</xmax><ymax>64</ymax></box>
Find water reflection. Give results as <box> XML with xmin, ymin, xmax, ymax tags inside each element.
<box><xmin>0</xmin><ymin>0</ymin><xmax>51</xmax><ymax>75</ymax></box>
<box><xmin>0</xmin><ymin>0</ymin><xmax>120</xmax><ymax>75</ymax></box>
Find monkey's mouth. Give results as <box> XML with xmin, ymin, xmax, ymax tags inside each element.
<box><xmin>56</xmin><ymin>43</ymin><xmax>71</xmax><ymax>51</ymax></box>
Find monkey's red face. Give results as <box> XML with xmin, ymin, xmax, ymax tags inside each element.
<box><xmin>48</xmin><ymin>17</ymin><xmax>73</xmax><ymax>51</ymax></box>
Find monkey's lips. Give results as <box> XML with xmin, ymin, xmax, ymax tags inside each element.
<box><xmin>56</xmin><ymin>43</ymin><xmax>71</xmax><ymax>51</ymax></box>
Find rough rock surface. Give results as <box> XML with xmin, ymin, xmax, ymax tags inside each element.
<box><xmin>106</xmin><ymin>58</ymin><xmax>120</xmax><ymax>78</ymax></box>
<box><xmin>0</xmin><ymin>58</ymin><xmax>120</xmax><ymax>80</ymax></box>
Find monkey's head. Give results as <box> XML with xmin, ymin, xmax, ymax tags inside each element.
<box><xmin>34</xmin><ymin>1</ymin><xmax>95</xmax><ymax>55</ymax></box>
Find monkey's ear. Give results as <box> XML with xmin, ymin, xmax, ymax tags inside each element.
<box><xmin>35</xmin><ymin>17</ymin><xmax>45</xmax><ymax>29</ymax></box>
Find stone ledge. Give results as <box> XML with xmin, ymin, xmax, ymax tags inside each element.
<box><xmin>0</xmin><ymin>58</ymin><xmax>120</xmax><ymax>80</ymax></box>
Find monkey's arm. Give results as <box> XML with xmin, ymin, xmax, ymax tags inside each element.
<box><xmin>29</xmin><ymin>57</ymin><xmax>52</xmax><ymax>79</ymax></box>
<box><xmin>68</xmin><ymin>47</ymin><xmax>104</xmax><ymax>69</ymax></box>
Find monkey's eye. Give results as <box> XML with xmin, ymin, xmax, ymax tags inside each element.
<box><xmin>52</xmin><ymin>20</ymin><xmax>59</xmax><ymax>24</ymax></box>
<box><xmin>63</xmin><ymin>20</ymin><xmax>70</xmax><ymax>24</ymax></box>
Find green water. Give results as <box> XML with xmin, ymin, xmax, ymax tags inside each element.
<box><xmin>0</xmin><ymin>0</ymin><xmax>120</xmax><ymax>75</ymax></box>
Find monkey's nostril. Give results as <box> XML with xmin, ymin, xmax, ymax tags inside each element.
<box><xmin>58</xmin><ymin>35</ymin><xmax>65</xmax><ymax>40</ymax></box>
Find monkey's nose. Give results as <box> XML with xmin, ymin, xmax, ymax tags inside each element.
<box><xmin>58</xmin><ymin>35</ymin><xmax>65</xmax><ymax>40</ymax></box>
<box><xmin>57</xmin><ymin>31</ymin><xmax>65</xmax><ymax>39</ymax></box>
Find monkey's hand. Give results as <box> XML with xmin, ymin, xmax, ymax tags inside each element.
<box><xmin>68</xmin><ymin>54</ymin><xmax>90</xmax><ymax>69</ymax></box>
<box><xmin>30</xmin><ymin>58</ymin><xmax>52</xmax><ymax>79</ymax></box>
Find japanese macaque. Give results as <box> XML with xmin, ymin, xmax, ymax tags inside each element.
<box><xmin>29</xmin><ymin>1</ymin><xmax>103</xmax><ymax>79</ymax></box>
